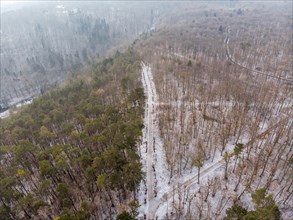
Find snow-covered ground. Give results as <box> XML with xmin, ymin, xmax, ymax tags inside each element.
<box><xmin>0</xmin><ymin>99</ymin><xmax>33</xmax><ymax>119</ymax></box>
<box><xmin>138</xmin><ymin>62</ymin><xmax>237</xmax><ymax>219</ymax></box>
<box><xmin>137</xmin><ymin>58</ymin><xmax>292</xmax><ymax>219</ymax></box>
<box><xmin>0</xmin><ymin>110</ymin><xmax>10</xmax><ymax>119</ymax></box>
<box><xmin>137</xmin><ymin>63</ymin><xmax>169</xmax><ymax>219</ymax></box>
<box><xmin>137</xmin><ymin>63</ymin><xmax>252</xmax><ymax>219</ymax></box>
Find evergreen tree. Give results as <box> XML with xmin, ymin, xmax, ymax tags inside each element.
<box><xmin>224</xmin><ymin>204</ymin><xmax>248</xmax><ymax>220</ymax></box>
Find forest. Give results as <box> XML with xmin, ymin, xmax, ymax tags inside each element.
<box><xmin>0</xmin><ymin>49</ymin><xmax>144</xmax><ymax>219</ymax></box>
<box><xmin>0</xmin><ymin>1</ymin><xmax>292</xmax><ymax>220</ymax></box>
<box><xmin>134</xmin><ymin>1</ymin><xmax>292</xmax><ymax>219</ymax></box>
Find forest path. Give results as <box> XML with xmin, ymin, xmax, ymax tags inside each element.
<box><xmin>225</xmin><ymin>26</ymin><xmax>292</xmax><ymax>84</ymax></box>
<box><xmin>140</xmin><ymin>63</ymin><xmax>169</xmax><ymax>220</ymax></box>
<box><xmin>143</xmin><ymin>63</ymin><xmax>156</xmax><ymax>218</ymax></box>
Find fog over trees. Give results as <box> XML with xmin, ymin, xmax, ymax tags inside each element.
<box><xmin>0</xmin><ymin>1</ymin><xmax>292</xmax><ymax>219</ymax></box>
<box><xmin>1</xmin><ymin>1</ymin><xmax>161</xmax><ymax>106</ymax></box>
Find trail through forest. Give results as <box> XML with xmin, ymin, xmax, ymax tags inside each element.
<box><xmin>138</xmin><ymin>63</ymin><xmax>229</xmax><ymax>219</ymax></box>
<box><xmin>138</xmin><ymin>63</ymin><xmax>169</xmax><ymax>220</ymax></box>
<box><xmin>225</xmin><ymin>26</ymin><xmax>293</xmax><ymax>84</ymax></box>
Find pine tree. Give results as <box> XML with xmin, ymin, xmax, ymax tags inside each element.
<box><xmin>224</xmin><ymin>204</ymin><xmax>247</xmax><ymax>220</ymax></box>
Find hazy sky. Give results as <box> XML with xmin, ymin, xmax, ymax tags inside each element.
<box><xmin>1</xmin><ymin>0</ymin><xmax>48</xmax><ymax>13</ymax></box>
<box><xmin>1</xmin><ymin>0</ymin><xmax>29</xmax><ymax>7</ymax></box>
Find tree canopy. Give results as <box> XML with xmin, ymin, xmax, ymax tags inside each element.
<box><xmin>0</xmin><ymin>49</ymin><xmax>144</xmax><ymax>219</ymax></box>
<box><xmin>224</xmin><ymin>188</ymin><xmax>280</xmax><ymax>220</ymax></box>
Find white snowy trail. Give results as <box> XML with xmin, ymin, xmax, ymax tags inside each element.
<box><xmin>138</xmin><ymin>63</ymin><xmax>169</xmax><ymax>220</ymax></box>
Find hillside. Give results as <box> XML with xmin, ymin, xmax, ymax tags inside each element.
<box><xmin>0</xmin><ymin>1</ymin><xmax>292</xmax><ymax>220</ymax></box>
<box><xmin>134</xmin><ymin>1</ymin><xmax>292</xmax><ymax>219</ymax></box>
<box><xmin>0</xmin><ymin>50</ymin><xmax>145</xmax><ymax>219</ymax></box>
